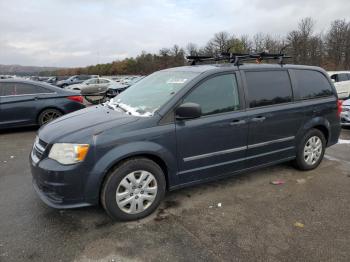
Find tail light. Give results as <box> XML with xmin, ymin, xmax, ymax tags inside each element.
<box><xmin>67</xmin><ymin>96</ymin><xmax>84</xmax><ymax>104</ymax></box>
<box><xmin>337</xmin><ymin>99</ymin><xmax>343</xmax><ymax>117</ymax></box>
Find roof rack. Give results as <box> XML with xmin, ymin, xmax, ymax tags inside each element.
<box><xmin>186</xmin><ymin>52</ymin><xmax>291</xmax><ymax>66</ymax></box>
<box><xmin>186</xmin><ymin>55</ymin><xmax>216</xmax><ymax>65</ymax></box>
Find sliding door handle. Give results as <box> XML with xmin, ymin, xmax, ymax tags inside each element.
<box><xmin>229</xmin><ymin>119</ymin><xmax>246</xmax><ymax>126</ymax></box>
<box><xmin>251</xmin><ymin>116</ymin><xmax>266</xmax><ymax>122</ymax></box>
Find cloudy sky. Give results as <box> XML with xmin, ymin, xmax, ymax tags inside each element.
<box><xmin>0</xmin><ymin>0</ymin><xmax>349</xmax><ymax>67</ymax></box>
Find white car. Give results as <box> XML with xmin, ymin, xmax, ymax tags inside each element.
<box><xmin>327</xmin><ymin>71</ymin><xmax>350</xmax><ymax>99</ymax></box>
<box><xmin>66</xmin><ymin>77</ymin><xmax>128</xmax><ymax>96</ymax></box>
<box><xmin>340</xmin><ymin>99</ymin><xmax>350</xmax><ymax>126</ymax></box>
<box><xmin>65</xmin><ymin>78</ymin><xmax>104</xmax><ymax>92</ymax></box>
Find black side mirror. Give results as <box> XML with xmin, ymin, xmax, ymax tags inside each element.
<box><xmin>175</xmin><ymin>102</ymin><xmax>201</xmax><ymax>120</ymax></box>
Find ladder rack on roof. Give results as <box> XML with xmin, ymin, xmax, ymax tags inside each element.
<box><xmin>186</xmin><ymin>52</ymin><xmax>292</xmax><ymax>66</ymax></box>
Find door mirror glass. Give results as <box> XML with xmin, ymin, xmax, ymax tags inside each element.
<box><xmin>176</xmin><ymin>102</ymin><xmax>201</xmax><ymax>120</ymax></box>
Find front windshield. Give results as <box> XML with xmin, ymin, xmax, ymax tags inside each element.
<box><xmin>107</xmin><ymin>70</ymin><xmax>200</xmax><ymax>116</ymax></box>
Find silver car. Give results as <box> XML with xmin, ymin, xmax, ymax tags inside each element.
<box><xmin>341</xmin><ymin>99</ymin><xmax>350</xmax><ymax>126</ymax></box>
<box><xmin>65</xmin><ymin>78</ymin><xmax>108</xmax><ymax>92</ymax></box>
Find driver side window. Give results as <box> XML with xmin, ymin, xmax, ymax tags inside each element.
<box><xmin>183</xmin><ymin>74</ymin><xmax>240</xmax><ymax>116</ymax></box>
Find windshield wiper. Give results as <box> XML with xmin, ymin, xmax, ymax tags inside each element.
<box><xmin>106</xmin><ymin>104</ymin><xmax>114</xmax><ymax>110</ymax></box>
<box><xmin>106</xmin><ymin>101</ymin><xmax>127</xmax><ymax>112</ymax></box>
<box><xmin>116</xmin><ymin>103</ymin><xmax>127</xmax><ymax>112</ymax></box>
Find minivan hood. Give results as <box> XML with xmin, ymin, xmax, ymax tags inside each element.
<box><xmin>38</xmin><ymin>106</ymin><xmax>139</xmax><ymax>143</ymax></box>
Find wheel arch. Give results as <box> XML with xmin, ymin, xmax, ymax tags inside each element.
<box><xmin>312</xmin><ymin>125</ymin><xmax>329</xmax><ymax>143</ymax></box>
<box><xmin>36</xmin><ymin>107</ymin><xmax>65</xmax><ymax>124</ymax></box>
<box><xmin>297</xmin><ymin>117</ymin><xmax>331</xmax><ymax>145</ymax></box>
<box><xmin>107</xmin><ymin>153</ymin><xmax>169</xmax><ymax>184</ymax></box>
<box><xmin>85</xmin><ymin>141</ymin><xmax>178</xmax><ymax>204</ymax></box>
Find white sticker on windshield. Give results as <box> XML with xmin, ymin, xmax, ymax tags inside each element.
<box><xmin>166</xmin><ymin>78</ymin><xmax>188</xmax><ymax>84</ymax></box>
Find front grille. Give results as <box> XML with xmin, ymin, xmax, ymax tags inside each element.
<box><xmin>38</xmin><ymin>138</ymin><xmax>48</xmax><ymax>149</ymax></box>
<box><xmin>32</xmin><ymin>137</ymin><xmax>48</xmax><ymax>163</ymax></box>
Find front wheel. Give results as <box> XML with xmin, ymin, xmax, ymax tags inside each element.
<box><xmin>101</xmin><ymin>158</ymin><xmax>166</xmax><ymax>221</ymax></box>
<box><xmin>294</xmin><ymin>129</ymin><xmax>326</xmax><ymax>170</ymax></box>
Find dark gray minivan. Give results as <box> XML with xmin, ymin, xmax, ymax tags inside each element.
<box><xmin>30</xmin><ymin>61</ymin><xmax>341</xmax><ymax>221</ymax></box>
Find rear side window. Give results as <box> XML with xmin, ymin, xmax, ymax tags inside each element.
<box><xmin>99</xmin><ymin>79</ymin><xmax>110</xmax><ymax>84</ymax></box>
<box><xmin>293</xmin><ymin>70</ymin><xmax>333</xmax><ymax>100</ymax></box>
<box><xmin>0</xmin><ymin>83</ymin><xmax>52</xmax><ymax>96</ymax></box>
<box><xmin>184</xmin><ymin>74</ymin><xmax>240</xmax><ymax>116</ymax></box>
<box><xmin>245</xmin><ymin>70</ymin><xmax>292</xmax><ymax>108</ymax></box>
<box><xmin>337</xmin><ymin>73</ymin><xmax>349</xmax><ymax>82</ymax></box>
<box><xmin>87</xmin><ymin>78</ymin><xmax>98</xmax><ymax>84</ymax></box>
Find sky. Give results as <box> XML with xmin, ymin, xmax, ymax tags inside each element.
<box><xmin>0</xmin><ymin>0</ymin><xmax>349</xmax><ymax>67</ymax></box>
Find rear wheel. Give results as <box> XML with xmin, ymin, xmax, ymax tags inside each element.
<box><xmin>294</xmin><ymin>129</ymin><xmax>326</xmax><ymax>170</ymax></box>
<box><xmin>38</xmin><ymin>108</ymin><xmax>62</xmax><ymax>126</ymax></box>
<box><xmin>101</xmin><ymin>158</ymin><xmax>166</xmax><ymax>221</ymax></box>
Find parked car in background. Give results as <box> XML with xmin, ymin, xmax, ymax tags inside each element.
<box><xmin>44</xmin><ymin>76</ymin><xmax>59</xmax><ymax>85</ymax></box>
<box><xmin>67</xmin><ymin>78</ymin><xmax>129</xmax><ymax>104</ymax></box>
<box><xmin>328</xmin><ymin>71</ymin><xmax>350</xmax><ymax>99</ymax></box>
<box><xmin>0</xmin><ymin>79</ymin><xmax>85</xmax><ymax>129</ymax></box>
<box><xmin>0</xmin><ymin>75</ymin><xmax>15</xmax><ymax>79</ymax></box>
<box><xmin>106</xmin><ymin>82</ymin><xmax>130</xmax><ymax>97</ymax></box>
<box><xmin>340</xmin><ymin>99</ymin><xmax>350</xmax><ymax>126</ymax></box>
<box><xmin>56</xmin><ymin>75</ymin><xmax>98</xmax><ymax>88</ymax></box>
<box><xmin>66</xmin><ymin>77</ymin><xmax>125</xmax><ymax>93</ymax></box>
<box><xmin>30</xmin><ymin>55</ymin><xmax>341</xmax><ymax>221</ymax></box>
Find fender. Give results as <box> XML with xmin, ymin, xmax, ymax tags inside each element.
<box><xmin>83</xmin><ymin>141</ymin><xmax>178</xmax><ymax>202</ymax></box>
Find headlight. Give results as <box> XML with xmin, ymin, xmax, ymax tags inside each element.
<box><xmin>48</xmin><ymin>143</ymin><xmax>89</xmax><ymax>165</ymax></box>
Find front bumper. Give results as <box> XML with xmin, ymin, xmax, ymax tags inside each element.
<box><xmin>30</xmin><ymin>149</ymin><xmax>94</xmax><ymax>209</ymax></box>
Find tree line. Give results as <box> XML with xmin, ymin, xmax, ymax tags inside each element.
<box><xmin>54</xmin><ymin>18</ymin><xmax>350</xmax><ymax>76</ymax></box>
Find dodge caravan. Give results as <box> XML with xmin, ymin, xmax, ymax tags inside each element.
<box><xmin>30</xmin><ymin>56</ymin><xmax>341</xmax><ymax>221</ymax></box>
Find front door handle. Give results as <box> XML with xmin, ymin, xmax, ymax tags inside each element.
<box><xmin>251</xmin><ymin>116</ymin><xmax>266</xmax><ymax>122</ymax></box>
<box><xmin>230</xmin><ymin>119</ymin><xmax>246</xmax><ymax>126</ymax></box>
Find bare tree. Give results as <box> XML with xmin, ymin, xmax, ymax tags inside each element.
<box><xmin>186</xmin><ymin>43</ymin><xmax>199</xmax><ymax>56</ymax></box>
<box><xmin>325</xmin><ymin>19</ymin><xmax>349</xmax><ymax>69</ymax></box>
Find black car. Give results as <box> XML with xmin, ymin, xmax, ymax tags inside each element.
<box><xmin>0</xmin><ymin>79</ymin><xmax>85</xmax><ymax>129</ymax></box>
<box><xmin>30</xmin><ymin>54</ymin><xmax>341</xmax><ymax>221</ymax></box>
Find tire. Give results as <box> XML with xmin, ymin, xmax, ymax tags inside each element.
<box><xmin>101</xmin><ymin>157</ymin><xmax>166</xmax><ymax>221</ymax></box>
<box><xmin>61</xmin><ymin>84</ymin><xmax>68</xmax><ymax>88</ymax></box>
<box><xmin>294</xmin><ymin>129</ymin><xmax>326</xmax><ymax>170</ymax></box>
<box><xmin>38</xmin><ymin>108</ymin><xmax>63</xmax><ymax>126</ymax></box>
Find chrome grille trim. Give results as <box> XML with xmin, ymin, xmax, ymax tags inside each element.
<box><xmin>31</xmin><ymin>136</ymin><xmax>47</xmax><ymax>164</ymax></box>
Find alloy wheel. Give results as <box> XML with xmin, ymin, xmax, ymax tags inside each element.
<box><xmin>303</xmin><ymin>136</ymin><xmax>323</xmax><ymax>165</ymax></box>
<box><xmin>41</xmin><ymin>110</ymin><xmax>61</xmax><ymax>124</ymax></box>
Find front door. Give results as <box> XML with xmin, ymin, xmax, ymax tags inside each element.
<box><xmin>175</xmin><ymin>73</ymin><xmax>249</xmax><ymax>184</ymax></box>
